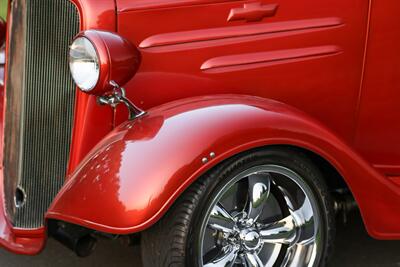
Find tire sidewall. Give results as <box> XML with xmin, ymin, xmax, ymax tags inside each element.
<box><xmin>187</xmin><ymin>148</ymin><xmax>332</xmax><ymax>267</ymax></box>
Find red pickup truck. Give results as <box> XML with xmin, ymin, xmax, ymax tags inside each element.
<box><xmin>0</xmin><ymin>1</ymin><xmax>399</xmax><ymax>266</ymax></box>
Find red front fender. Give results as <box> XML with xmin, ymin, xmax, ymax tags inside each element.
<box><xmin>47</xmin><ymin>95</ymin><xmax>400</xmax><ymax>239</ymax></box>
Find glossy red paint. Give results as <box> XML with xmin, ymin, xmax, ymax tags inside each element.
<box><xmin>227</xmin><ymin>2</ymin><xmax>279</xmax><ymax>23</ymax></box>
<box><xmin>50</xmin><ymin>0</ymin><xmax>400</xmax><ymax>241</ymax></box>
<box><xmin>354</xmin><ymin>1</ymin><xmax>400</xmax><ymax>174</ymax></box>
<box><xmin>67</xmin><ymin>0</ymin><xmax>117</xmax><ymax>172</ymax></box>
<box><xmin>47</xmin><ymin>95</ymin><xmax>400</xmax><ymax>239</ymax></box>
<box><xmin>1</xmin><ymin>0</ymin><xmax>400</xmax><ymax>256</ymax></box>
<box><xmin>116</xmin><ymin>0</ymin><xmax>368</xmax><ymax>145</ymax></box>
<box><xmin>117</xmin><ymin>0</ymin><xmax>244</xmax><ymax>12</ymax></box>
<box><xmin>75</xmin><ymin>30</ymin><xmax>141</xmax><ymax>95</ymax></box>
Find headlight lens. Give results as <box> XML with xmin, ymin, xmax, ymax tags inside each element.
<box><xmin>69</xmin><ymin>37</ymin><xmax>100</xmax><ymax>91</ymax></box>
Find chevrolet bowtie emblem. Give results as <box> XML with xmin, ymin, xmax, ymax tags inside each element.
<box><xmin>228</xmin><ymin>2</ymin><xmax>279</xmax><ymax>22</ymax></box>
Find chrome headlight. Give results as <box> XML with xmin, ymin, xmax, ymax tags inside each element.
<box><xmin>69</xmin><ymin>37</ymin><xmax>100</xmax><ymax>92</ymax></box>
<box><xmin>69</xmin><ymin>30</ymin><xmax>141</xmax><ymax>96</ymax></box>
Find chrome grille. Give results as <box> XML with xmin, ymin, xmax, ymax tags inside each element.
<box><xmin>4</xmin><ymin>0</ymin><xmax>79</xmax><ymax>228</ymax></box>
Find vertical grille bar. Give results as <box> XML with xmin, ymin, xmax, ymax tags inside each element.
<box><xmin>4</xmin><ymin>0</ymin><xmax>80</xmax><ymax>229</ymax></box>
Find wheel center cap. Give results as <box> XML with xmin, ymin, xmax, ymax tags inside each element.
<box><xmin>239</xmin><ymin>229</ymin><xmax>261</xmax><ymax>251</ymax></box>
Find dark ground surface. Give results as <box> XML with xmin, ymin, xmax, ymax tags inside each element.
<box><xmin>0</xmin><ymin>211</ymin><xmax>399</xmax><ymax>266</ymax></box>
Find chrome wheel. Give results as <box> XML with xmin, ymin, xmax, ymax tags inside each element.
<box><xmin>199</xmin><ymin>165</ymin><xmax>322</xmax><ymax>267</ymax></box>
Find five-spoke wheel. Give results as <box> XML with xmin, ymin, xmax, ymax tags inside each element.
<box><xmin>142</xmin><ymin>148</ymin><xmax>334</xmax><ymax>267</ymax></box>
<box><xmin>200</xmin><ymin>165</ymin><xmax>321</xmax><ymax>267</ymax></box>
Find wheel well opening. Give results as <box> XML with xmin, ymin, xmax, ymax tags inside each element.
<box><xmin>280</xmin><ymin>145</ymin><xmax>361</xmax><ymax>220</ymax></box>
<box><xmin>272</xmin><ymin>145</ymin><xmax>350</xmax><ymax>192</ymax></box>
<box><xmin>214</xmin><ymin>144</ymin><xmax>354</xmax><ymax>198</ymax></box>
<box><xmin>219</xmin><ymin>144</ymin><xmax>353</xmax><ymax>195</ymax></box>
<box><xmin>294</xmin><ymin>147</ymin><xmax>348</xmax><ymax>191</ymax></box>
<box><xmin>268</xmin><ymin>145</ymin><xmax>358</xmax><ymax>214</ymax></box>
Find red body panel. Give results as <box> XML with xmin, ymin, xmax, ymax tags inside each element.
<box><xmin>67</xmin><ymin>0</ymin><xmax>117</xmax><ymax>172</ymax></box>
<box><xmin>115</xmin><ymin>0</ymin><xmax>368</xmax><ymax>146</ymax></box>
<box><xmin>1</xmin><ymin>0</ymin><xmax>400</xmax><ymax>255</ymax></box>
<box><xmin>48</xmin><ymin>96</ymin><xmax>400</xmax><ymax>239</ymax></box>
<box><xmin>354</xmin><ymin>1</ymin><xmax>400</xmax><ymax>174</ymax></box>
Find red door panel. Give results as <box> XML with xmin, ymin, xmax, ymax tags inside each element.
<box><xmin>116</xmin><ymin>0</ymin><xmax>369</xmax><ymax>144</ymax></box>
<box><xmin>117</xmin><ymin>0</ymin><xmax>244</xmax><ymax>11</ymax></box>
<box><xmin>355</xmin><ymin>1</ymin><xmax>400</xmax><ymax>174</ymax></box>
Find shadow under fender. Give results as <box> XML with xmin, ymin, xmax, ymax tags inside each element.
<box><xmin>46</xmin><ymin>95</ymin><xmax>400</xmax><ymax>239</ymax></box>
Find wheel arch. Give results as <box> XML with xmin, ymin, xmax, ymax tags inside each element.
<box><xmin>181</xmin><ymin>144</ymin><xmax>353</xmax><ymax>220</ymax></box>
<box><xmin>46</xmin><ymin>95</ymin><xmax>400</xmax><ymax>239</ymax></box>
<box><xmin>283</xmin><ymin>145</ymin><xmax>350</xmax><ymax>192</ymax></box>
<box><xmin>190</xmin><ymin>144</ymin><xmax>350</xmax><ymax>196</ymax></box>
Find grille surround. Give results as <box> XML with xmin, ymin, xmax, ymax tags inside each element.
<box><xmin>4</xmin><ymin>0</ymin><xmax>80</xmax><ymax>229</ymax></box>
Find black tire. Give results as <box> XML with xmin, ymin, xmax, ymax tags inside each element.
<box><xmin>141</xmin><ymin>147</ymin><xmax>335</xmax><ymax>267</ymax></box>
